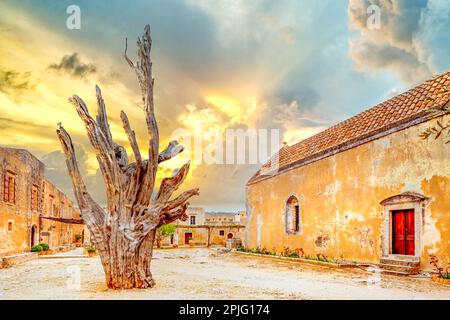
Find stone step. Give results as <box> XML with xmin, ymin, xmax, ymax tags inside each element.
<box><xmin>380</xmin><ymin>258</ymin><xmax>420</xmax><ymax>267</ymax></box>
<box><xmin>379</xmin><ymin>263</ymin><xmax>420</xmax><ymax>275</ymax></box>
<box><xmin>379</xmin><ymin>269</ymin><xmax>413</xmax><ymax>276</ymax></box>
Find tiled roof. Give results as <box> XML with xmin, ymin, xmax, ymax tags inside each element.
<box><xmin>248</xmin><ymin>71</ymin><xmax>450</xmax><ymax>185</ymax></box>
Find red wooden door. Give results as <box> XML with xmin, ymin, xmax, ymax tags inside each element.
<box><xmin>184</xmin><ymin>233</ymin><xmax>192</xmax><ymax>245</ymax></box>
<box><xmin>392</xmin><ymin>210</ymin><xmax>414</xmax><ymax>255</ymax></box>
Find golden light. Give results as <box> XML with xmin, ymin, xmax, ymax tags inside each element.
<box><xmin>205</xmin><ymin>94</ymin><xmax>241</xmax><ymax>117</ymax></box>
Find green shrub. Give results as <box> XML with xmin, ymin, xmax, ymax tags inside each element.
<box><xmin>38</xmin><ymin>243</ymin><xmax>49</xmax><ymax>251</ymax></box>
<box><xmin>281</xmin><ymin>247</ymin><xmax>298</xmax><ymax>258</ymax></box>
<box><xmin>86</xmin><ymin>247</ymin><xmax>96</xmax><ymax>253</ymax></box>
<box><xmin>31</xmin><ymin>244</ymin><xmax>43</xmax><ymax>252</ymax></box>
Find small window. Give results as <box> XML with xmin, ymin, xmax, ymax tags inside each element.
<box><xmin>219</xmin><ymin>230</ymin><xmax>224</xmax><ymax>236</ymax></box>
<box><xmin>31</xmin><ymin>185</ymin><xmax>39</xmax><ymax>211</ymax></box>
<box><xmin>190</xmin><ymin>215</ymin><xmax>196</xmax><ymax>225</ymax></box>
<box><xmin>3</xmin><ymin>171</ymin><xmax>16</xmax><ymax>204</ymax></box>
<box><xmin>285</xmin><ymin>195</ymin><xmax>301</xmax><ymax>234</ymax></box>
<box><xmin>7</xmin><ymin>221</ymin><xmax>13</xmax><ymax>232</ymax></box>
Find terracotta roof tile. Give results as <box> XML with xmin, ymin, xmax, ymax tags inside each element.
<box><xmin>249</xmin><ymin>71</ymin><xmax>450</xmax><ymax>184</ymax></box>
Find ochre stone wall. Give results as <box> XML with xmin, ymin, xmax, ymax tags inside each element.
<box><xmin>1</xmin><ymin>147</ymin><xmax>85</xmax><ymax>256</ymax></box>
<box><xmin>0</xmin><ymin>148</ymin><xmax>44</xmax><ymax>256</ymax></box>
<box><xmin>246</xmin><ymin>114</ymin><xmax>450</xmax><ymax>271</ymax></box>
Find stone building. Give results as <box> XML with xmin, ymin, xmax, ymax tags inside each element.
<box><xmin>246</xmin><ymin>71</ymin><xmax>450</xmax><ymax>273</ymax></box>
<box><xmin>162</xmin><ymin>207</ymin><xmax>246</xmax><ymax>247</ymax></box>
<box><xmin>0</xmin><ymin>147</ymin><xmax>84</xmax><ymax>256</ymax></box>
<box><xmin>205</xmin><ymin>211</ymin><xmax>246</xmax><ymax>246</ymax></box>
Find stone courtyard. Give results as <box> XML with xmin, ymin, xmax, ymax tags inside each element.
<box><xmin>0</xmin><ymin>248</ymin><xmax>449</xmax><ymax>300</ymax></box>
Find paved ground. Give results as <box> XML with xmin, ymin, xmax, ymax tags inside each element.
<box><xmin>0</xmin><ymin>248</ymin><xmax>449</xmax><ymax>299</ymax></box>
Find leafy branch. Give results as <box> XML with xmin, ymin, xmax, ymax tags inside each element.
<box><xmin>420</xmin><ymin>87</ymin><xmax>450</xmax><ymax>144</ymax></box>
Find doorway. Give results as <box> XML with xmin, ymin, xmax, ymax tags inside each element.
<box><xmin>30</xmin><ymin>225</ymin><xmax>37</xmax><ymax>247</ymax></box>
<box><xmin>184</xmin><ymin>232</ymin><xmax>192</xmax><ymax>245</ymax></box>
<box><xmin>392</xmin><ymin>210</ymin><xmax>415</xmax><ymax>255</ymax></box>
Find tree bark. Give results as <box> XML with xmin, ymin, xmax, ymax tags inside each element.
<box><xmin>56</xmin><ymin>25</ymin><xmax>199</xmax><ymax>289</ymax></box>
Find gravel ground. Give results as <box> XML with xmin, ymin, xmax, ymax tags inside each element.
<box><xmin>0</xmin><ymin>248</ymin><xmax>449</xmax><ymax>300</ymax></box>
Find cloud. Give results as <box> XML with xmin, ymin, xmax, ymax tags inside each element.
<box><xmin>183</xmin><ymin>163</ymin><xmax>258</xmax><ymax>211</ymax></box>
<box><xmin>348</xmin><ymin>0</ymin><xmax>434</xmax><ymax>84</ymax></box>
<box><xmin>0</xmin><ymin>117</ymin><xmax>57</xmax><ymax>150</ymax></box>
<box><xmin>0</xmin><ymin>69</ymin><xmax>35</xmax><ymax>94</ymax></box>
<box><xmin>48</xmin><ymin>53</ymin><xmax>96</xmax><ymax>78</ymax></box>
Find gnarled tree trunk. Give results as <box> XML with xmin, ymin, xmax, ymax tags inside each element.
<box><xmin>56</xmin><ymin>25</ymin><xmax>199</xmax><ymax>289</ymax></box>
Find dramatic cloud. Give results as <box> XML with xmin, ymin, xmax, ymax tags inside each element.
<box><xmin>48</xmin><ymin>53</ymin><xmax>96</xmax><ymax>78</ymax></box>
<box><xmin>1</xmin><ymin>0</ymin><xmax>449</xmax><ymax>210</ymax></box>
<box><xmin>348</xmin><ymin>0</ymin><xmax>434</xmax><ymax>83</ymax></box>
<box><xmin>0</xmin><ymin>69</ymin><xmax>35</xmax><ymax>94</ymax></box>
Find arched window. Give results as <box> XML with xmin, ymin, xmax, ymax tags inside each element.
<box><xmin>285</xmin><ymin>195</ymin><xmax>300</xmax><ymax>234</ymax></box>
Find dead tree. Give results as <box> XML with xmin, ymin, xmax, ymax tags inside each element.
<box><xmin>56</xmin><ymin>25</ymin><xmax>199</xmax><ymax>289</ymax></box>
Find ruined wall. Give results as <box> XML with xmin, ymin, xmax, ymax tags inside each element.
<box><xmin>0</xmin><ymin>148</ymin><xmax>44</xmax><ymax>256</ymax></box>
<box><xmin>246</xmin><ymin>114</ymin><xmax>450</xmax><ymax>271</ymax></box>
<box><xmin>40</xmin><ymin>179</ymin><xmax>77</xmax><ymax>247</ymax></box>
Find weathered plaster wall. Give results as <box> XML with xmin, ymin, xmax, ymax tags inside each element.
<box><xmin>246</xmin><ymin>114</ymin><xmax>450</xmax><ymax>271</ymax></box>
<box><xmin>0</xmin><ymin>148</ymin><xmax>44</xmax><ymax>256</ymax></box>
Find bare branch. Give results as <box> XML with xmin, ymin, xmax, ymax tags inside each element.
<box><xmin>131</xmin><ymin>24</ymin><xmax>159</xmax><ymax>206</ymax></box>
<box><xmin>158</xmin><ymin>203</ymin><xmax>189</xmax><ymax>227</ymax></box>
<box><xmin>156</xmin><ymin>161</ymin><xmax>191</xmax><ymax>203</ymax></box>
<box><xmin>162</xmin><ymin>188</ymin><xmax>199</xmax><ymax>212</ymax></box>
<box><xmin>120</xmin><ymin>111</ymin><xmax>142</xmax><ymax>165</ymax></box>
<box><xmin>56</xmin><ymin>124</ymin><xmax>105</xmax><ymax>227</ymax></box>
<box><xmin>95</xmin><ymin>85</ymin><xmax>114</xmax><ymax>148</ymax></box>
<box><xmin>158</xmin><ymin>140</ymin><xmax>184</xmax><ymax>163</ymax></box>
<box><xmin>69</xmin><ymin>95</ymin><xmax>119</xmax><ymax>192</ymax></box>
<box><xmin>124</xmin><ymin>37</ymin><xmax>135</xmax><ymax>68</ymax></box>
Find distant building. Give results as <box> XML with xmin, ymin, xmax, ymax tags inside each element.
<box><xmin>162</xmin><ymin>207</ymin><xmax>246</xmax><ymax>247</ymax></box>
<box><xmin>0</xmin><ymin>147</ymin><xmax>85</xmax><ymax>256</ymax></box>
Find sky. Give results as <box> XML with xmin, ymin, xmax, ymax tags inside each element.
<box><xmin>0</xmin><ymin>0</ymin><xmax>449</xmax><ymax>210</ymax></box>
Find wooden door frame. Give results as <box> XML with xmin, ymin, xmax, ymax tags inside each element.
<box><xmin>380</xmin><ymin>192</ymin><xmax>428</xmax><ymax>260</ymax></box>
